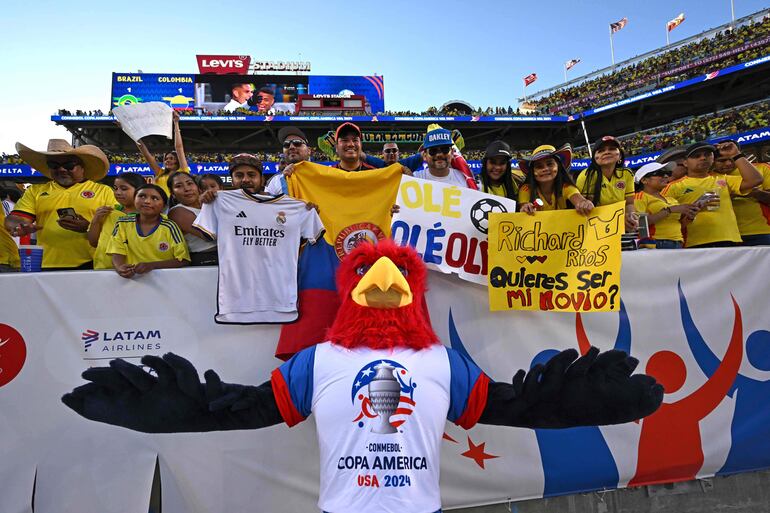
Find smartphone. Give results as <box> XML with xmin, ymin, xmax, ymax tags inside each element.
<box><xmin>57</xmin><ymin>207</ymin><xmax>77</xmax><ymax>218</ymax></box>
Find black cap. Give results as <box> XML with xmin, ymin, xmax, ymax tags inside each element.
<box><xmin>484</xmin><ymin>140</ymin><xmax>512</xmax><ymax>159</ymax></box>
<box><xmin>685</xmin><ymin>142</ymin><xmax>716</xmax><ymax>158</ymax></box>
<box><xmin>656</xmin><ymin>146</ymin><xmax>687</xmax><ymax>164</ymax></box>
<box><xmin>592</xmin><ymin>135</ymin><xmax>622</xmax><ymax>151</ymax></box>
<box><xmin>277</xmin><ymin>126</ymin><xmax>308</xmax><ymax>144</ymax></box>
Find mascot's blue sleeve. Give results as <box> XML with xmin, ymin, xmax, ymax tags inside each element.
<box><xmin>445</xmin><ymin>347</ymin><xmax>490</xmax><ymax>429</ymax></box>
<box><xmin>271</xmin><ymin>345</ymin><xmax>317</xmax><ymax>426</ymax></box>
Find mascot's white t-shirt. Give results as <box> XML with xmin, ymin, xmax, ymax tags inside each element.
<box><xmin>271</xmin><ymin>342</ymin><xmax>490</xmax><ymax>513</ymax></box>
<box><xmin>193</xmin><ymin>190</ymin><xmax>324</xmax><ymax>324</ymax></box>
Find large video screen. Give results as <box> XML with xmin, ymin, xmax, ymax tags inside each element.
<box><xmin>110</xmin><ymin>73</ymin><xmax>385</xmax><ymax>113</ymax></box>
<box><xmin>111</xmin><ymin>73</ymin><xmax>196</xmax><ymax>109</ymax></box>
<box><xmin>308</xmin><ymin>75</ymin><xmax>384</xmax><ymax>113</ymax></box>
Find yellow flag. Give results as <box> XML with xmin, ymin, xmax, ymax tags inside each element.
<box><xmin>487</xmin><ymin>202</ymin><xmax>624</xmax><ymax>312</ymax></box>
<box><xmin>287</xmin><ymin>161</ymin><xmax>402</xmax><ymax>259</ymax></box>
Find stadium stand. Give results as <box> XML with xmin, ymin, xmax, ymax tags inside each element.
<box><xmin>529</xmin><ymin>12</ymin><xmax>770</xmax><ymax>115</ymax></box>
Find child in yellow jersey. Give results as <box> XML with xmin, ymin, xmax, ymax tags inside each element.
<box><xmin>633</xmin><ymin>163</ymin><xmax>701</xmax><ymax>249</ymax></box>
<box><xmin>517</xmin><ymin>144</ymin><xmax>594</xmax><ymax>216</ymax></box>
<box><xmin>662</xmin><ymin>142</ymin><xmax>762</xmax><ymax>248</ymax></box>
<box><xmin>479</xmin><ymin>141</ymin><xmax>524</xmax><ymax>200</ymax></box>
<box><xmin>88</xmin><ymin>173</ymin><xmax>144</xmax><ymax>269</ymax></box>
<box><xmin>575</xmin><ymin>136</ymin><xmax>637</xmax><ymax>232</ymax></box>
<box><xmin>107</xmin><ymin>184</ymin><xmax>189</xmax><ymax>278</ymax></box>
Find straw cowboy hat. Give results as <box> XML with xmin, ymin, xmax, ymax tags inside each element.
<box><xmin>519</xmin><ymin>144</ymin><xmax>573</xmax><ymax>175</ymax></box>
<box><xmin>16</xmin><ymin>139</ymin><xmax>109</xmax><ymax>181</ymax></box>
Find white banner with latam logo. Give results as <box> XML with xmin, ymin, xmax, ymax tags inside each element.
<box><xmin>391</xmin><ymin>176</ymin><xmax>516</xmax><ymax>285</ymax></box>
<box><xmin>2</xmin><ymin>248</ymin><xmax>770</xmax><ymax>512</ymax></box>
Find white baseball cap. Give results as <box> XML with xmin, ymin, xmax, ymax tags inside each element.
<box><xmin>634</xmin><ymin>162</ymin><xmax>675</xmax><ymax>183</ymax></box>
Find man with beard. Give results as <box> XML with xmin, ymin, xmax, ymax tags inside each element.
<box><xmin>6</xmin><ymin>139</ymin><xmax>114</xmax><ymax>270</ymax></box>
<box><xmin>228</xmin><ymin>153</ymin><xmax>265</xmax><ymax>194</ymax></box>
<box><xmin>413</xmin><ymin>127</ymin><xmax>473</xmax><ymax>188</ymax></box>
<box><xmin>662</xmin><ymin>142</ymin><xmax>762</xmax><ymax>248</ymax></box>
<box><xmin>265</xmin><ymin>127</ymin><xmax>311</xmax><ymax>195</ymax></box>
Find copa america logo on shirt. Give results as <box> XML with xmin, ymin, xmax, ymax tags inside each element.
<box><xmin>351</xmin><ymin>359</ymin><xmax>416</xmax><ymax>433</ymax></box>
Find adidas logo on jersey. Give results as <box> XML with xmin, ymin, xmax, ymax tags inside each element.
<box><xmin>236</xmin><ymin>211</ymin><xmax>247</xmax><ymax>218</ymax></box>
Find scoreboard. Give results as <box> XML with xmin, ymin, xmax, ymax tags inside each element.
<box><xmin>111</xmin><ymin>73</ymin><xmax>196</xmax><ymax>109</ymax></box>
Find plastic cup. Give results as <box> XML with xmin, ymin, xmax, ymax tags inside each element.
<box><xmin>18</xmin><ymin>245</ymin><xmax>43</xmax><ymax>272</ymax></box>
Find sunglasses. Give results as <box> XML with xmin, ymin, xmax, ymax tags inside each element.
<box><xmin>47</xmin><ymin>160</ymin><xmax>80</xmax><ymax>171</ymax></box>
<box><xmin>427</xmin><ymin>145</ymin><xmax>451</xmax><ymax>156</ymax></box>
<box><xmin>282</xmin><ymin>139</ymin><xmax>306</xmax><ymax>149</ymax></box>
<box><xmin>383</xmin><ymin>148</ymin><xmax>399</xmax><ymax>154</ymax></box>
<box><xmin>648</xmin><ymin>171</ymin><xmax>672</xmax><ymax>178</ymax></box>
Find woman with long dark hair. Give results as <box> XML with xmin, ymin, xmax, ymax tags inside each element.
<box><xmin>575</xmin><ymin>136</ymin><xmax>638</xmax><ymax>230</ymax></box>
<box><xmin>518</xmin><ymin>144</ymin><xmax>594</xmax><ymax>215</ymax></box>
<box><xmin>479</xmin><ymin>140</ymin><xmax>524</xmax><ymax>200</ymax></box>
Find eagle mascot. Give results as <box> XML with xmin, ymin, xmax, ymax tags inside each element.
<box><xmin>63</xmin><ymin>240</ymin><xmax>663</xmax><ymax>513</ymax></box>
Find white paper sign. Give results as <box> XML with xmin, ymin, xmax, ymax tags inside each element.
<box><xmin>391</xmin><ymin>176</ymin><xmax>516</xmax><ymax>285</ymax></box>
<box><xmin>113</xmin><ymin>102</ymin><xmax>173</xmax><ymax>141</ymax></box>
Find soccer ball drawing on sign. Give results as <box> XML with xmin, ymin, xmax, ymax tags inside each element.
<box><xmin>470</xmin><ymin>198</ymin><xmax>507</xmax><ymax>234</ymax></box>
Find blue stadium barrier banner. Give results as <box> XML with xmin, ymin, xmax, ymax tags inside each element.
<box><xmin>51</xmin><ymin>114</ymin><xmax>568</xmax><ymax>123</ymax></box>
<box><xmin>2</xmin><ymin>248</ymin><xmax>770</xmax><ymax>512</ymax></box>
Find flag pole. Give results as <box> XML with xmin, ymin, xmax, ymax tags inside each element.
<box><xmin>523</xmin><ymin>82</ymin><xmax>527</xmax><ymax>102</ymax></box>
<box><xmin>609</xmin><ymin>25</ymin><xmax>616</xmax><ymax>65</ymax></box>
<box><xmin>564</xmin><ymin>63</ymin><xmax>567</xmax><ymax>82</ymax></box>
<box><xmin>666</xmin><ymin>23</ymin><xmax>670</xmax><ymax>45</ymax></box>
<box><xmin>730</xmin><ymin>0</ymin><xmax>735</xmax><ymax>23</ymax></box>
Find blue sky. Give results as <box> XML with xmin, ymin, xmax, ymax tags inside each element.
<box><xmin>1</xmin><ymin>0</ymin><xmax>767</xmax><ymax>154</ymax></box>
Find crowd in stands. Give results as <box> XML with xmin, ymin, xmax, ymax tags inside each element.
<box><xmin>529</xmin><ymin>15</ymin><xmax>770</xmax><ymax>115</ymax></box>
<box><xmin>19</xmin><ymin>99</ymin><xmax>770</xmax><ymax>168</ymax></box>
<box><xmin>572</xmin><ymin>99</ymin><xmax>770</xmax><ymax>158</ymax></box>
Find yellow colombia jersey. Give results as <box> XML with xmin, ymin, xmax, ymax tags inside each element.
<box><xmin>575</xmin><ymin>167</ymin><xmax>635</xmax><ymax>206</ymax></box>
<box><xmin>107</xmin><ymin>214</ymin><xmax>190</xmax><ymax>265</ymax></box>
<box><xmin>154</xmin><ymin>167</ymin><xmax>191</xmax><ymax>197</ymax></box>
<box><xmin>487</xmin><ymin>183</ymin><xmax>507</xmax><ymax>198</ymax></box>
<box><xmin>662</xmin><ymin>174</ymin><xmax>743</xmax><ymax>247</ymax></box>
<box><xmin>93</xmin><ymin>208</ymin><xmax>129</xmax><ymax>269</ymax></box>
<box><xmin>12</xmin><ymin>180</ymin><xmax>115</xmax><ymax>268</ymax></box>
<box><xmin>287</xmin><ymin>161</ymin><xmax>402</xmax><ymax>248</ymax></box>
<box><xmin>518</xmin><ymin>184</ymin><xmax>580</xmax><ymax>211</ymax></box>
<box><xmin>728</xmin><ymin>163</ymin><xmax>770</xmax><ymax>236</ymax></box>
<box><xmin>634</xmin><ymin>191</ymin><xmax>683</xmax><ymax>242</ymax></box>
<box><xmin>0</xmin><ymin>208</ymin><xmax>20</xmax><ymax>268</ymax></box>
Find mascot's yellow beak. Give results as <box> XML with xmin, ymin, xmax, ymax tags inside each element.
<box><xmin>351</xmin><ymin>257</ymin><xmax>413</xmax><ymax>309</ymax></box>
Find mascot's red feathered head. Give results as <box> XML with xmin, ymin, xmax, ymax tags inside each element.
<box><xmin>327</xmin><ymin>240</ymin><xmax>439</xmax><ymax>351</ymax></box>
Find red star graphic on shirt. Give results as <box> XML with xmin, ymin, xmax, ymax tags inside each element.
<box><xmin>461</xmin><ymin>436</ymin><xmax>499</xmax><ymax>469</ymax></box>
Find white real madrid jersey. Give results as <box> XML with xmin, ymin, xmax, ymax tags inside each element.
<box><xmin>194</xmin><ymin>190</ymin><xmax>324</xmax><ymax>323</ymax></box>
<box><xmin>271</xmin><ymin>342</ymin><xmax>490</xmax><ymax>513</ymax></box>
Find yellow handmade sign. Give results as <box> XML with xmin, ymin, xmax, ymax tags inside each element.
<box><xmin>487</xmin><ymin>203</ymin><xmax>624</xmax><ymax>312</ymax></box>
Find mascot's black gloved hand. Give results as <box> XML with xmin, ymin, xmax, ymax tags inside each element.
<box><xmin>61</xmin><ymin>353</ymin><xmax>281</xmax><ymax>434</ymax></box>
<box><xmin>479</xmin><ymin>347</ymin><xmax>664</xmax><ymax>429</ymax></box>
